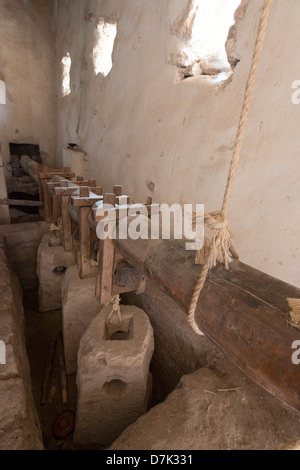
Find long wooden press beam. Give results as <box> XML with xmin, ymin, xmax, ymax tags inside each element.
<box><xmin>114</xmin><ymin>233</ymin><xmax>300</xmax><ymax>413</ymax></box>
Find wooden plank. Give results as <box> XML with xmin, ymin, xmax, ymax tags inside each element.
<box><xmin>71</xmin><ymin>195</ymin><xmax>102</xmax><ymax>207</ymax></box>
<box><xmin>75</xmin><ymin>180</ymin><xmax>95</xmax><ymax>187</ymax></box>
<box><xmin>114</xmin><ymin>225</ymin><xmax>300</xmax><ymax>413</ymax></box>
<box><xmin>55</xmin><ymin>187</ymin><xmax>77</xmax><ymax>197</ymax></box>
<box><xmin>0</xmin><ymin>199</ymin><xmax>44</xmax><ymax>207</ymax></box>
<box><xmin>39</xmin><ymin>172</ymin><xmax>75</xmax><ymax>180</ymax></box>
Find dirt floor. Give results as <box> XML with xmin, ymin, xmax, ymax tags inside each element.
<box><xmin>23</xmin><ymin>289</ymin><xmax>77</xmax><ymax>450</ymax></box>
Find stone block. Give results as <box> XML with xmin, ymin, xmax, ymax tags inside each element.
<box><xmin>0</xmin><ymin>378</ymin><xmax>43</xmax><ymax>450</ymax></box>
<box><xmin>62</xmin><ymin>265</ymin><xmax>101</xmax><ymax>375</ymax></box>
<box><xmin>110</xmin><ymin>368</ymin><xmax>300</xmax><ymax>451</ymax></box>
<box><xmin>37</xmin><ymin>234</ymin><xmax>76</xmax><ymax>312</ymax></box>
<box><xmin>74</xmin><ymin>304</ymin><xmax>154</xmax><ymax>448</ymax></box>
<box><xmin>0</xmin><ymin>236</ymin><xmax>43</xmax><ymax>449</ymax></box>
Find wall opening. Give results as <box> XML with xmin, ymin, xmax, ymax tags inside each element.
<box><xmin>170</xmin><ymin>0</ymin><xmax>242</xmax><ymax>82</ymax></box>
<box><xmin>0</xmin><ymin>80</ymin><xmax>6</xmax><ymax>104</ymax></box>
<box><xmin>62</xmin><ymin>53</ymin><xmax>71</xmax><ymax>97</ymax></box>
<box><xmin>93</xmin><ymin>18</ymin><xmax>117</xmax><ymax>77</ymax></box>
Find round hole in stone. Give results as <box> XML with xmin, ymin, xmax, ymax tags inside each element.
<box><xmin>102</xmin><ymin>379</ymin><xmax>127</xmax><ymax>398</ymax></box>
<box><xmin>53</xmin><ymin>266</ymin><xmax>67</xmax><ymax>275</ymax></box>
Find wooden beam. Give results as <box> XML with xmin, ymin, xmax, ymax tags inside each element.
<box><xmin>0</xmin><ymin>199</ymin><xmax>44</xmax><ymax>207</ymax></box>
<box><xmin>114</xmin><ymin>221</ymin><xmax>300</xmax><ymax>413</ymax></box>
<box><xmin>39</xmin><ymin>172</ymin><xmax>75</xmax><ymax>180</ymax></box>
<box><xmin>71</xmin><ymin>195</ymin><xmax>103</xmax><ymax>207</ymax></box>
<box><xmin>55</xmin><ymin>187</ymin><xmax>77</xmax><ymax>197</ymax></box>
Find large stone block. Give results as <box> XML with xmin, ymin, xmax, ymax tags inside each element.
<box><xmin>0</xmin><ymin>221</ymin><xmax>49</xmax><ymax>291</ymax></box>
<box><xmin>74</xmin><ymin>304</ymin><xmax>154</xmax><ymax>448</ymax></box>
<box><xmin>0</xmin><ymin>236</ymin><xmax>43</xmax><ymax>449</ymax></box>
<box><xmin>0</xmin><ymin>378</ymin><xmax>43</xmax><ymax>450</ymax></box>
<box><xmin>110</xmin><ymin>368</ymin><xmax>300</xmax><ymax>450</ymax></box>
<box><xmin>62</xmin><ymin>265</ymin><xmax>101</xmax><ymax>375</ymax></box>
<box><xmin>37</xmin><ymin>234</ymin><xmax>76</xmax><ymax>312</ymax></box>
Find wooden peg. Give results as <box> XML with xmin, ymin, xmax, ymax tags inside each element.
<box><xmin>113</xmin><ymin>185</ymin><xmax>123</xmax><ymax>196</ymax></box>
<box><xmin>80</xmin><ymin>186</ymin><xmax>90</xmax><ymax>198</ymax></box>
<box><xmin>93</xmin><ymin>187</ymin><xmax>103</xmax><ymax>196</ymax></box>
<box><xmin>89</xmin><ymin>179</ymin><xmax>97</xmax><ymax>188</ymax></box>
<box><xmin>104</xmin><ymin>193</ymin><xmax>117</xmax><ymax>206</ymax></box>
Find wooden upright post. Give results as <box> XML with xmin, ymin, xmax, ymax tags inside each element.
<box><xmin>95</xmin><ymin>193</ymin><xmax>117</xmax><ymax>303</ymax></box>
<box><xmin>55</xmin><ymin>181</ymin><xmax>77</xmax><ymax>252</ymax></box>
<box><xmin>0</xmin><ymin>144</ymin><xmax>10</xmax><ymax>224</ymax></box>
<box><xmin>71</xmin><ymin>186</ymin><xmax>102</xmax><ymax>277</ymax></box>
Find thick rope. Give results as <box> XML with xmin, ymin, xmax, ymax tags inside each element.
<box><xmin>50</xmin><ymin>216</ymin><xmax>63</xmax><ymax>232</ymax></box>
<box><xmin>106</xmin><ymin>294</ymin><xmax>122</xmax><ymax>329</ymax></box>
<box><xmin>188</xmin><ymin>0</ymin><xmax>273</xmax><ymax>335</ymax></box>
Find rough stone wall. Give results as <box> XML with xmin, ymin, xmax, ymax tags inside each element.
<box><xmin>0</xmin><ymin>0</ymin><xmax>57</xmax><ymax>166</ymax></box>
<box><xmin>0</xmin><ymin>222</ymin><xmax>50</xmax><ymax>291</ymax></box>
<box><xmin>55</xmin><ymin>0</ymin><xmax>300</xmax><ymax>288</ymax></box>
<box><xmin>0</xmin><ymin>236</ymin><xmax>43</xmax><ymax>450</ymax></box>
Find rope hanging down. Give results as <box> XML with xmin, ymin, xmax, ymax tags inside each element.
<box><xmin>188</xmin><ymin>0</ymin><xmax>273</xmax><ymax>336</ymax></box>
<box><xmin>106</xmin><ymin>294</ymin><xmax>123</xmax><ymax>329</ymax></box>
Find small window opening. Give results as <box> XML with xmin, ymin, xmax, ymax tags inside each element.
<box><xmin>170</xmin><ymin>0</ymin><xmax>242</xmax><ymax>82</ymax></box>
<box><xmin>0</xmin><ymin>80</ymin><xmax>6</xmax><ymax>104</ymax></box>
<box><xmin>93</xmin><ymin>18</ymin><xmax>117</xmax><ymax>77</ymax></box>
<box><xmin>62</xmin><ymin>53</ymin><xmax>71</xmax><ymax>97</ymax></box>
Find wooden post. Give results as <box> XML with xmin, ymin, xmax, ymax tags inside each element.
<box><xmin>79</xmin><ymin>186</ymin><xmax>90</xmax><ymax>277</ymax></box>
<box><xmin>51</xmin><ymin>177</ymin><xmax>62</xmax><ymax>226</ymax></box>
<box><xmin>43</xmin><ymin>177</ymin><xmax>52</xmax><ymax>222</ymax></box>
<box><xmin>95</xmin><ymin>193</ymin><xmax>117</xmax><ymax>303</ymax></box>
<box><xmin>0</xmin><ymin>144</ymin><xmax>10</xmax><ymax>224</ymax></box>
<box><xmin>71</xmin><ymin>186</ymin><xmax>102</xmax><ymax>277</ymax></box>
<box><xmin>55</xmin><ymin>185</ymin><xmax>77</xmax><ymax>252</ymax></box>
